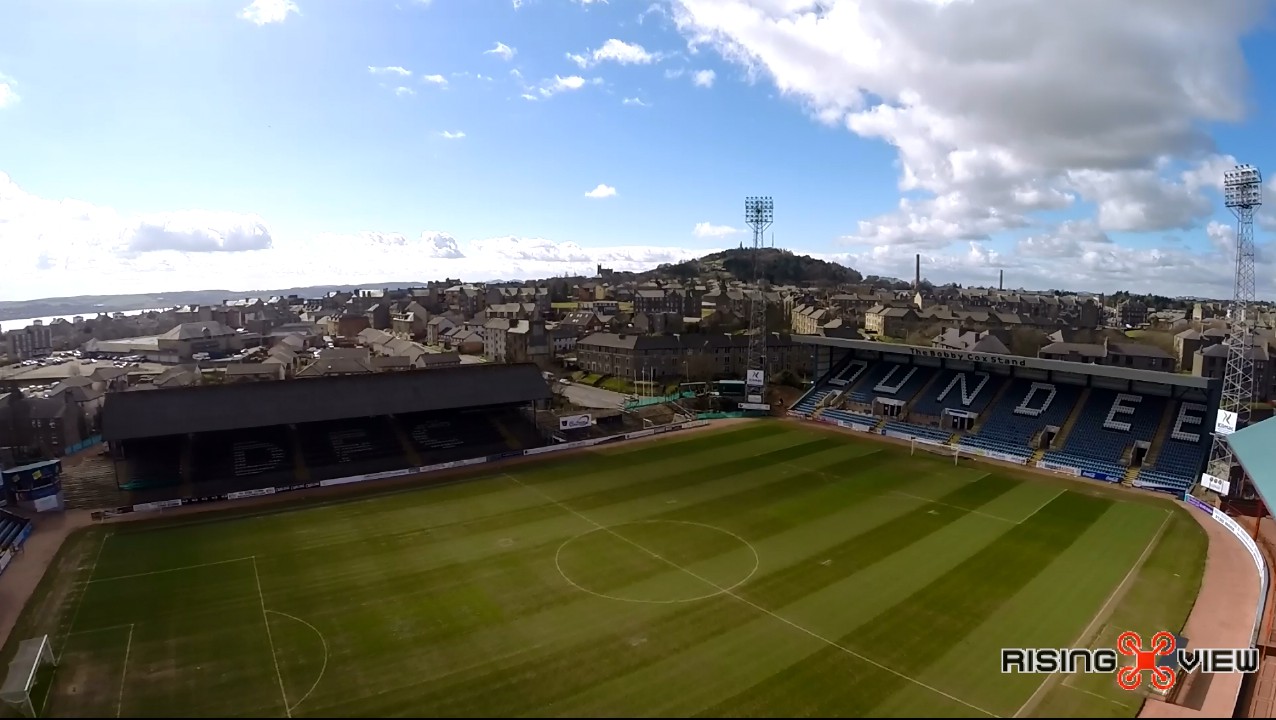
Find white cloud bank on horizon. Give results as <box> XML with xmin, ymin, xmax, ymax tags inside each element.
<box><xmin>0</xmin><ymin>172</ymin><xmax>705</xmax><ymax>301</ymax></box>
<box><xmin>2</xmin><ymin>168</ymin><xmax>1276</xmax><ymax>302</ymax></box>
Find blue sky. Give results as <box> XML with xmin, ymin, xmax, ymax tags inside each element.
<box><xmin>0</xmin><ymin>0</ymin><xmax>1274</xmax><ymax>301</ymax></box>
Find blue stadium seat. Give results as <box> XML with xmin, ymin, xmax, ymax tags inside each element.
<box><xmin>1135</xmin><ymin>400</ymin><xmax>1210</xmax><ymax>493</ymax></box>
<box><xmin>911</xmin><ymin>370</ymin><xmax>1003</xmax><ymax>418</ymax></box>
<box><xmin>848</xmin><ymin>362</ymin><xmax>908</xmax><ymax>404</ymax></box>
<box><xmin>792</xmin><ymin>388</ymin><xmax>835</xmax><ymax>418</ymax></box>
<box><xmin>1040</xmin><ymin>390</ymin><xmax>1167</xmax><ymax>480</ymax></box>
<box><xmin>881</xmin><ymin>421</ymin><xmax>951</xmax><ymax>443</ymax></box>
<box><xmin>821</xmin><ymin>408</ymin><xmax>877</xmax><ymax>427</ymax></box>
<box><xmin>958</xmin><ymin>380</ymin><xmax>1082</xmax><ymax>461</ymax></box>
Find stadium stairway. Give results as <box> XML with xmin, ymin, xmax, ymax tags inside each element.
<box><xmin>389</xmin><ymin>415</ymin><xmax>424</xmax><ymax>467</ymax></box>
<box><xmin>0</xmin><ymin>512</ymin><xmax>30</xmax><ymax>551</ymax></box>
<box><xmin>287</xmin><ymin>425</ymin><xmax>312</xmax><ymax>484</ymax></box>
<box><xmin>1053</xmin><ymin>387</ymin><xmax>1091</xmax><ymax>449</ymax></box>
<box><xmin>1122</xmin><ymin>466</ymin><xmax>1140</xmax><ymax>485</ymax></box>
<box><xmin>1142</xmin><ymin>403</ymin><xmax>1177</xmax><ymax>469</ymax></box>
<box><xmin>179</xmin><ymin>434</ymin><xmax>195</xmax><ymax>498</ymax></box>
<box><xmin>947</xmin><ymin>432</ymin><xmax>960</xmax><ymax>445</ymax></box>
<box><xmin>903</xmin><ymin>371</ymin><xmax>945</xmax><ymax>418</ymax></box>
<box><xmin>1133</xmin><ymin>400</ymin><xmax>1212</xmax><ymax>495</ymax></box>
<box><xmin>1030</xmin><ymin>448</ymin><xmax>1047</xmax><ymax>465</ymax></box>
<box><xmin>972</xmin><ymin>379</ymin><xmax>1015</xmax><ymax>433</ymax></box>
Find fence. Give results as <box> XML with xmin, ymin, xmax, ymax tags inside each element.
<box><xmin>63</xmin><ymin>435</ymin><xmax>102</xmax><ymax>457</ymax></box>
<box><xmin>1184</xmin><ymin>494</ymin><xmax>1269</xmax><ymax>648</ymax></box>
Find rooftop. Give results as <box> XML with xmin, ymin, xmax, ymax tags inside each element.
<box><xmin>102</xmin><ymin>362</ymin><xmax>551</xmax><ymax>441</ymax></box>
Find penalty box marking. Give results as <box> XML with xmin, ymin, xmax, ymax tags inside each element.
<box><xmin>78</xmin><ymin>555</ymin><xmax>294</xmax><ymax>718</ymax></box>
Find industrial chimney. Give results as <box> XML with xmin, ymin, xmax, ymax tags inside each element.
<box><xmin>999</xmin><ymin>269</ymin><xmax>1004</xmax><ymax>291</ymax></box>
<box><xmin>914</xmin><ymin>254</ymin><xmax>921</xmax><ymax>291</ymax></box>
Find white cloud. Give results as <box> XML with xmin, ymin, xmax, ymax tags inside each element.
<box><xmin>622</xmin><ymin>97</ymin><xmax>649</xmax><ymax>107</ymax></box>
<box><xmin>691</xmin><ymin>69</ymin><xmax>715</xmax><ymax>88</ymax></box>
<box><xmin>0</xmin><ymin>171</ymin><xmax>708</xmax><ymax>300</ymax></box>
<box><xmin>124</xmin><ymin>212</ymin><xmax>274</xmax><ymax>254</ymax></box>
<box><xmin>439</xmin><ymin>130</ymin><xmax>466</xmax><ymax>139</ymax></box>
<box><xmin>693</xmin><ymin>222</ymin><xmax>741</xmax><ymax>238</ymax></box>
<box><xmin>485</xmin><ymin>42</ymin><xmax>517</xmax><ymax>61</ymax></box>
<box><xmin>238</xmin><ymin>0</ymin><xmax>299</xmax><ymax>26</ymax></box>
<box><xmin>513</xmin><ymin>0</ymin><xmax>525</xmax><ymax>7</ymax></box>
<box><xmin>639</xmin><ymin>4</ymin><xmax>666</xmax><ymax>24</ymax></box>
<box><xmin>421</xmin><ymin>74</ymin><xmax>448</xmax><ymax>86</ymax></box>
<box><xmin>368</xmin><ymin>66</ymin><xmax>412</xmax><ymax>77</ymax></box>
<box><xmin>573</xmin><ymin>0</ymin><xmax>609</xmax><ymax>5</ymax></box>
<box><xmin>671</xmin><ymin>0</ymin><xmax>1264</xmax><ymax>280</ymax></box>
<box><xmin>520</xmin><ymin>93</ymin><xmax>539</xmax><ymax>101</ymax></box>
<box><xmin>570</xmin><ymin>39</ymin><xmax>662</xmax><ymax>69</ymax></box>
<box><xmin>394</xmin><ymin>86</ymin><xmax>415</xmax><ymax>97</ymax></box>
<box><xmin>584</xmin><ymin>184</ymin><xmax>618</xmax><ymax>199</ymax></box>
<box><xmin>0</xmin><ymin>74</ymin><xmax>17</xmax><ymax>109</ymax></box>
<box><xmin>537</xmin><ymin>75</ymin><xmax>598</xmax><ymax>98</ymax></box>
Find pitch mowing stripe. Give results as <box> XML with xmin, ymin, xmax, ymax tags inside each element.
<box><xmin>263</xmin><ymin>447</ymin><xmax>891</xmax><ymax>643</ymax></box>
<box><xmin>307</xmin><ymin>458</ymin><xmax>1007</xmax><ymax>716</ymax></box>
<box><xmin>518</xmin><ymin>422</ymin><xmax>789</xmax><ymax>476</ymax></box>
<box><xmin>703</xmin><ymin>490</ymin><xmax>1110</xmax><ymax>718</ymax></box>
<box><xmin>735</xmin><ymin>475</ymin><xmax>1021</xmax><ymax>611</ymax></box>
<box><xmin>371</xmin><ymin>476</ymin><xmax>1023</xmax><ymax>717</ymax></box>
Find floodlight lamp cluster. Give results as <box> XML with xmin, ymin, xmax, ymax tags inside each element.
<box><xmin>1223</xmin><ymin>164</ymin><xmax>1263</xmax><ymax>208</ymax></box>
<box><xmin>744</xmin><ymin>196</ymin><xmax>774</xmax><ymax>226</ymax></box>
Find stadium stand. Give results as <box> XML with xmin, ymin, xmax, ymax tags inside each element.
<box><xmin>0</xmin><ymin>511</ymin><xmax>31</xmax><ymax>550</ymax></box>
<box><xmin>295</xmin><ymin>416</ymin><xmax>409</xmax><ymax>482</ymax></box>
<box><xmin>1040</xmin><ymin>390</ymin><xmax>1167</xmax><ymax>480</ymax></box>
<box><xmin>911</xmin><ymin>370</ymin><xmax>1003</xmax><ymax>418</ymax></box>
<box><xmin>118</xmin><ymin>437</ymin><xmax>183</xmax><ymax>491</ymax></box>
<box><xmin>959</xmin><ymin>380</ymin><xmax>1082</xmax><ymax>461</ymax></box>
<box><xmin>101</xmin><ymin>364</ymin><xmax>552</xmax><ymax>498</ymax></box>
<box><xmin>191</xmin><ymin>425</ymin><xmax>298</xmax><ymax>487</ymax></box>
<box><xmin>1135</xmin><ymin>401</ymin><xmax>1212</xmax><ymax>494</ymax></box>
<box><xmin>793</xmin><ymin>336</ymin><xmax>1220</xmax><ymax>496</ymax></box>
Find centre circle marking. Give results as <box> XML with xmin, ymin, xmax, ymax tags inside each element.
<box><xmin>554</xmin><ymin>520</ymin><xmax>760</xmax><ymax>604</ymax></box>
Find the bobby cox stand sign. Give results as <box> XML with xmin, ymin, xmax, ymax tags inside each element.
<box><xmin>1002</xmin><ymin>631</ymin><xmax>1258</xmax><ymax>691</ymax></box>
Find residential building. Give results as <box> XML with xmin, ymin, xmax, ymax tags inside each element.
<box><xmin>7</xmin><ymin>322</ymin><xmax>53</xmax><ymax>360</ymax></box>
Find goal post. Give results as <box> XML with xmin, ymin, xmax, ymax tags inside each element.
<box><xmin>910</xmin><ymin>437</ymin><xmax>961</xmax><ymax>466</ymax></box>
<box><xmin>0</xmin><ymin>635</ymin><xmax>58</xmax><ymax>718</ymax></box>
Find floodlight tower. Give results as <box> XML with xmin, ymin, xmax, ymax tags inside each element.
<box><xmin>1206</xmin><ymin>164</ymin><xmax>1263</xmax><ymax>490</ymax></box>
<box><xmin>744</xmin><ymin>196</ymin><xmax>774</xmax><ymax>405</ymax></box>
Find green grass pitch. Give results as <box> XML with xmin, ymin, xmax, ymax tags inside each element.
<box><xmin>5</xmin><ymin>420</ymin><xmax>1207</xmax><ymax>718</ymax></box>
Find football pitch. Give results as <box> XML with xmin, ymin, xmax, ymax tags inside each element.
<box><xmin>8</xmin><ymin>420</ymin><xmax>1207</xmax><ymax>718</ymax></box>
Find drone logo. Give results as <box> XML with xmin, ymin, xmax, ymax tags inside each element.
<box><xmin>1116</xmin><ymin>631</ymin><xmax>1176</xmax><ymax>691</ymax></box>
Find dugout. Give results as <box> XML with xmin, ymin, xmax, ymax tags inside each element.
<box><xmin>100</xmin><ymin>363</ymin><xmax>553</xmax><ymax>498</ymax></box>
<box><xmin>0</xmin><ymin>459</ymin><xmax>63</xmax><ymax>513</ymax></box>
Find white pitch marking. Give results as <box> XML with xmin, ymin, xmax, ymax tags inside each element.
<box><xmin>253</xmin><ymin>557</ymin><xmax>291</xmax><ymax>718</ymax></box>
<box><xmin>89</xmin><ymin>556</ymin><xmax>256</xmax><ymax>584</ymax></box>
<box><xmin>1015</xmin><ymin>488</ymin><xmax>1066</xmax><ymax>524</ymax></box>
<box><xmin>267</xmin><ymin>610</ymin><xmax>329</xmax><ymax>715</ymax></box>
<box><xmin>116</xmin><ymin>624</ymin><xmax>134</xmax><ymax>718</ymax></box>
<box><xmin>507</xmin><ymin>473</ymin><xmax>998</xmax><ymax>718</ymax></box>
<box><xmin>1014</xmin><ymin>511</ymin><xmax>1172</xmax><ymax>717</ymax></box>
<box><xmin>887</xmin><ymin>491</ymin><xmax>1018</xmax><ymax>524</ymax></box>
